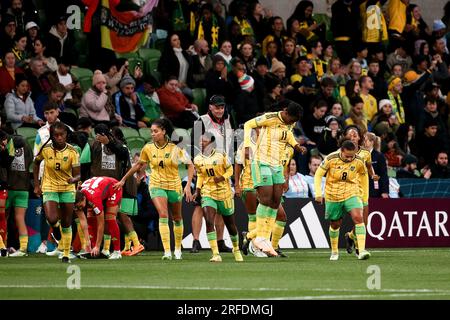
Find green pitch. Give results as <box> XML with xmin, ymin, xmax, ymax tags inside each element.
<box><xmin>1</xmin><ymin>249</ymin><xmax>449</xmax><ymax>300</ymax></box>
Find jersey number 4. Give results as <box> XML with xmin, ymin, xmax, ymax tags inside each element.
<box><xmin>159</xmin><ymin>160</ymin><xmax>164</xmax><ymax>169</ymax></box>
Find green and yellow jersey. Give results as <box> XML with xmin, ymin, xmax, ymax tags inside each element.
<box><xmin>194</xmin><ymin>149</ymin><xmax>233</xmax><ymax>202</ymax></box>
<box><xmin>35</xmin><ymin>144</ymin><xmax>80</xmax><ymax>193</ymax></box>
<box><xmin>139</xmin><ymin>141</ymin><xmax>190</xmax><ymax>192</ymax></box>
<box><xmin>244</xmin><ymin>112</ymin><xmax>298</xmax><ymax>167</ymax></box>
<box><xmin>314</xmin><ymin>150</ymin><xmax>367</xmax><ymax>202</ymax></box>
<box><xmin>235</xmin><ymin>138</ymin><xmax>256</xmax><ymax>190</ymax></box>
<box><xmin>357</xmin><ymin>147</ymin><xmax>371</xmax><ymax>203</ymax></box>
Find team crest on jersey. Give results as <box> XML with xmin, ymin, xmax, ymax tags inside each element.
<box><xmin>63</xmin><ymin>156</ymin><xmax>68</xmax><ymax>161</ymax></box>
<box><xmin>350</xmin><ymin>166</ymin><xmax>355</xmax><ymax>171</ymax></box>
<box><xmin>165</xmin><ymin>153</ymin><xmax>170</xmax><ymax>158</ymax></box>
<box><xmin>153</xmin><ymin>154</ymin><xmax>156</xmax><ymax>158</ymax></box>
<box><xmin>213</xmin><ymin>161</ymin><xmax>217</xmax><ymax>165</ymax></box>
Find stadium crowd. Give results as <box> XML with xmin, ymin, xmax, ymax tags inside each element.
<box><xmin>1</xmin><ymin>0</ymin><xmax>450</xmax><ymax>260</ymax></box>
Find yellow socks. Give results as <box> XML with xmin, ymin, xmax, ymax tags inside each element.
<box><xmin>230</xmin><ymin>234</ymin><xmax>239</xmax><ymax>251</ymax></box>
<box><xmin>173</xmin><ymin>220</ymin><xmax>183</xmax><ymax>251</ymax></box>
<box><xmin>329</xmin><ymin>227</ymin><xmax>340</xmax><ymax>254</ymax></box>
<box><xmin>271</xmin><ymin>220</ymin><xmax>286</xmax><ymax>249</ymax></box>
<box><xmin>248</xmin><ymin>214</ymin><xmax>256</xmax><ymax>233</ymax></box>
<box><xmin>75</xmin><ymin>218</ymin><xmax>86</xmax><ymax>249</ymax></box>
<box><xmin>0</xmin><ymin>234</ymin><xmax>5</xmax><ymax>249</ymax></box>
<box><xmin>159</xmin><ymin>218</ymin><xmax>171</xmax><ymax>253</ymax></box>
<box><xmin>103</xmin><ymin>234</ymin><xmax>111</xmax><ymax>252</ymax></box>
<box><xmin>355</xmin><ymin>223</ymin><xmax>366</xmax><ymax>252</ymax></box>
<box><xmin>129</xmin><ymin>231</ymin><xmax>140</xmax><ymax>248</ymax></box>
<box><xmin>57</xmin><ymin>225</ymin><xmax>64</xmax><ymax>251</ymax></box>
<box><xmin>19</xmin><ymin>235</ymin><xmax>28</xmax><ymax>252</ymax></box>
<box><xmin>207</xmin><ymin>231</ymin><xmax>219</xmax><ymax>256</ymax></box>
<box><xmin>124</xmin><ymin>233</ymin><xmax>131</xmax><ymax>251</ymax></box>
<box><xmin>61</xmin><ymin>227</ymin><xmax>72</xmax><ymax>258</ymax></box>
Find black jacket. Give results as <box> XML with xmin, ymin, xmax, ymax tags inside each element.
<box><xmin>233</xmin><ymin>90</ymin><xmax>261</xmax><ymax>127</ymax></box>
<box><xmin>158</xmin><ymin>48</ymin><xmax>195</xmax><ymax>88</ymax></box>
<box><xmin>113</xmin><ymin>91</ymin><xmax>145</xmax><ymax>129</ymax></box>
<box><xmin>369</xmin><ymin>150</ymin><xmax>390</xmax><ymax>197</ymax></box>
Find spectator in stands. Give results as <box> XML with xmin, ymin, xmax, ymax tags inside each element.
<box><xmin>48</xmin><ymin>57</ymin><xmax>82</xmax><ymax>111</ymax></box>
<box><xmin>396</xmin><ymin>154</ymin><xmax>424</xmax><ymax>179</ymax></box>
<box><xmin>404</xmin><ymin>4</ymin><xmax>432</xmax><ymax>54</ymax></box>
<box><xmin>280</xmin><ymin>37</ymin><xmax>298</xmax><ymax>79</ymax></box>
<box><xmin>46</xmin><ymin>14</ymin><xmax>77</xmax><ymax>66</ymax></box>
<box><xmin>11</xmin><ymin>32</ymin><xmax>28</xmax><ymax>69</ymax></box>
<box><xmin>359</xmin><ymin>75</ymin><xmax>378</xmax><ymax>122</ymax></box>
<box><xmin>416</xmin><ymin>118</ymin><xmax>447</xmax><ymax>168</ymax></box>
<box><xmin>429</xmin><ymin>151</ymin><xmax>450</xmax><ymax>179</ymax></box>
<box><xmin>80</xmin><ymin>70</ymin><xmax>117</xmax><ymax>127</ymax></box>
<box><xmin>158</xmin><ymin>32</ymin><xmax>194</xmax><ymax>97</ymax></box>
<box><xmin>287</xmin><ymin>56</ymin><xmax>318</xmax><ymax>108</ymax></box>
<box><xmin>237</xmin><ymin>40</ymin><xmax>257</xmax><ymax>75</ymax></box>
<box><xmin>227</xmin><ymin>21</ymin><xmax>243</xmax><ymax>57</ymax></box>
<box><xmin>191</xmin><ymin>39</ymin><xmax>213</xmax><ymax>88</ymax></box>
<box><xmin>113</xmin><ymin>74</ymin><xmax>146</xmax><ymax>129</ymax></box>
<box><xmin>288</xmin><ymin>0</ymin><xmax>324</xmax><ymax>44</ymax></box>
<box><xmin>263</xmin><ymin>73</ymin><xmax>282</xmax><ymax>111</ymax></box>
<box><xmin>316</xmin><ymin>77</ymin><xmax>337</xmax><ymax>109</ymax></box>
<box><xmin>5</xmin><ymin>0</ymin><xmax>35</xmax><ymax>34</ymax></box>
<box><xmin>34</xmin><ymin>83</ymin><xmax>66</xmax><ymax>121</ymax></box>
<box><xmin>231</xmin><ymin>1</ymin><xmax>254</xmax><ymax>40</ymax></box>
<box><xmin>25</xmin><ymin>57</ymin><xmax>52</xmax><ymax>102</ymax></box>
<box><xmin>360</xmin><ymin>0</ymin><xmax>388</xmax><ymax>53</ymax></box>
<box><xmin>157</xmin><ymin>76</ymin><xmax>199</xmax><ymax>129</ymax></box>
<box><xmin>136</xmin><ymin>74</ymin><xmax>161</xmax><ymax>126</ymax></box>
<box><xmin>383</xmin><ymin>131</ymin><xmax>405</xmax><ymax>169</ymax></box>
<box><xmin>264</xmin><ymin>40</ymin><xmax>278</xmax><ymax>70</ymax></box>
<box><xmin>303</xmin><ymin>99</ymin><xmax>328</xmax><ymax>144</ymax></box>
<box><xmin>287</xmin><ymin>17</ymin><xmax>306</xmax><ymax>50</ymax></box>
<box><xmin>371</xmin><ymin>99</ymin><xmax>400</xmax><ymax>134</ymax></box>
<box><xmin>215</xmin><ymin>40</ymin><xmax>233</xmax><ymax>71</ymax></box>
<box><xmin>345</xmin><ymin>96</ymin><xmax>368</xmax><ymax>133</ymax></box>
<box><xmin>0</xmin><ymin>15</ymin><xmax>16</xmax><ymax>56</ymax></box>
<box><xmin>396</xmin><ymin>123</ymin><xmax>418</xmax><ymax>155</ymax></box>
<box><xmin>317</xmin><ymin>115</ymin><xmax>341</xmax><ymax>157</ymax></box>
<box><xmin>284</xmin><ymin>159</ymin><xmax>309</xmax><ymax>198</ymax></box>
<box><xmin>387</xmin><ymin>43</ymin><xmax>413</xmax><ymax>74</ymax></box>
<box><xmin>0</xmin><ymin>50</ymin><xmax>23</xmax><ymax>100</ymax></box>
<box><xmin>25</xmin><ymin>21</ymin><xmax>40</xmax><ymax>53</ymax></box>
<box><xmin>32</xmin><ymin>37</ymin><xmax>57</xmax><ymax>73</ymax></box>
<box><xmin>347</xmin><ymin>59</ymin><xmax>363</xmax><ymax>80</ymax></box>
<box><xmin>368</xmin><ymin>59</ymin><xmax>388</xmax><ymax>101</ymax></box>
<box><xmin>205</xmin><ymin>55</ymin><xmax>228</xmax><ymax>102</ymax></box>
<box><xmin>417</xmin><ymin>97</ymin><xmax>449</xmax><ymax>148</ymax></box>
<box><xmin>4</xmin><ymin>74</ymin><xmax>44</xmax><ymax>129</ymax></box>
<box><xmin>307</xmin><ymin>40</ymin><xmax>327</xmax><ymax>81</ymax></box>
<box><xmin>329</xmin><ymin>102</ymin><xmax>346</xmax><ymax>128</ymax></box>
<box><xmin>262</xmin><ymin>16</ymin><xmax>286</xmax><ymax>58</ymax></box>
<box><xmin>104</xmin><ymin>59</ymin><xmax>128</xmax><ymax>95</ymax></box>
<box><xmin>387</xmin><ymin>0</ymin><xmax>409</xmax><ymax>49</ymax></box>
<box><xmin>365</xmin><ymin>132</ymin><xmax>389</xmax><ymax>198</ymax></box>
<box><xmin>234</xmin><ymin>73</ymin><xmax>260</xmax><ymax>126</ymax></box>
<box><xmin>193</xmin><ymin>3</ymin><xmax>226</xmax><ymax>55</ymax></box>
<box><xmin>304</xmin><ymin>154</ymin><xmax>325</xmax><ymax>198</ymax></box>
<box><xmin>248</xmin><ymin>1</ymin><xmax>271</xmax><ymax>46</ymax></box>
<box><xmin>341</xmin><ymin>79</ymin><xmax>360</xmax><ymax>115</ymax></box>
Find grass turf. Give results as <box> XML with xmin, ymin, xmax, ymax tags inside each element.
<box><xmin>0</xmin><ymin>248</ymin><xmax>449</xmax><ymax>300</ymax></box>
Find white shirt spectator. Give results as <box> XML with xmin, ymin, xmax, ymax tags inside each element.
<box><xmin>285</xmin><ymin>173</ymin><xmax>309</xmax><ymax>198</ymax></box>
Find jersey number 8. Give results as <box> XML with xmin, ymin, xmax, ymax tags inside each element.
<box><xmin>341</xmin><ymin>172</ymin><xmax>348</xmax><ymax>181</ymax></box>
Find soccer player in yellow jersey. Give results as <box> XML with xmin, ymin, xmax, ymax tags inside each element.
<box><xmin>243</xmin><ymin>101</ymin><xmax>306</xmax><ymax>256</ymax></box>
<box><xmin>314</xmin><ymin>140</ymin><xmax>371</xmax><ymax>261</ymax></box>
<box><xmin>33</xmin><ymin>122</ymin><xmax>81</xmax><ymax>263</ymax></box>
<box><xmin>114</xmin><ymin>119</ymin><xmax>194</xmax><ymax>260</ymax></box>
<box><xmin>343</xmin><ymin>125</ymin><xmax>379</xmax><ymax>255</ymax></box>
<box><xmin>193</xmin><ymin>133</ymin><xmax>243</xmax><ymax>262</ymax></box>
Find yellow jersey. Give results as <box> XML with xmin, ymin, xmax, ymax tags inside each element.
<box><xmin>360</xmin><ymin>93</ymin><xmax>378</xmax><ymax>122</ymax></box>
<box><xmin>314</xmin><ymin>150</ymin><xmax>367</xmax><ymax>202</ymax></box>
<box><xmin>194</xmin><ymin>149</ymin><xmax>233</xmax><ymax>201</ymax></box>
<box><xmin>244</xmin><ymin>112</ymin><xmax>298</xmax><ymax>167</ymax></box>
<box><xmin>235</xmin><ymin>138</ymin><xmax>256</xmax><ymax>190</ymax></box>
<box><xmin>139</xmin><ymin>141</ymin><xmax>190</xmax><ymax>192</ymax></box>
<box><xmin>388</xmin><ymin>0</ymin><xmax>407</xmax><ymax>33</ymax></box>
<box><xmin>35</xmin><ymin>144</ymin><xmax>80</xmax><ymax>193</ymax></box>
<box><xmin>357</xmin><ymin>148</ymin><xmax>371</xmax><ymax>202</ymax></box>
<box><xmin>360</xmin><ymin>1</ymin><xmax>388</xmax><ymax>43</ymax></box>
<box><xmin>281</xmin><ymin>144</ymin><xmax>294</xmax><ymax>171</ymax></box>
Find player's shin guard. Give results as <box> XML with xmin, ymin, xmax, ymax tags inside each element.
<box><xmin>57</xmin><ymin>226</ymin><xmax>64</xmax><ymax>250</ymax></box>
<box><xmin>173</xmin><ymin>220</ymin><xmax>183</xmax><ymax>251</ymax></box>
<box><xmin>262</xmin><ymin>208</ymin><xmax>277</xmax><ymax>240</ymax></box>
<box><xmin>255</xmin><ymin>204</ymin><xmax>269</xmax><ymax>239</ymax></box>
<box><xmin>159</xmin><ymin>218</ymin><xmax>171</xmax><ymax>254</ymax></box>
<box><xmin>129</xmin><ymin>231</ymin><xmax>140</xmax><ymax>248</ymax></box>
<box><xmin>61</xmin><ymin>227</ymin><xmax>72</xmax><ymax>258</ymax></box>
<box><xmin>248</xmin><ymin>214</ymin><xmax>256</xmax><ymax>233</ymax></box>
<box><xmin>271</xmin><ymin>220</ymin><xmax>286</xmax><ymax>250</ymax></box>
<box><xmin>329</xmin><ymin>227</ymin><xmax>340</xmax><ymax>254</ymax></box>
<box><xmin>106</xmin><ymin>220</ymin><xmax>121</xmax><ymax>251</ymax></box>
<box><xmin>19</xmin><ymin>235</ymin><xmax>28</xmax><ymax>252</ymax></box>
<box><xmin>207</xmin><ymin>231</ymin><xmax>219</xmax><ymax>256</ymax></box>
<box><xmin>355</xmin><ymin>223</ymin><xmax>366</xmax><ymax>252</ymax></box>
<box><xmin>123</xmin><ymin>233</ymin><xmax>131</xmax><ymax>251</ymax></box>
<box><xmin>103</xmin><ymin>234</ymin><xmax>111</xmax><ymax>251</ymax></box>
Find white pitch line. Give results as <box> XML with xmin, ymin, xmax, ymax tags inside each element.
<box><xmin>283</xmin><ymin>249</ymin><xmax>450</xmax><ymax>254</ymax></box>
<box><xmin>265</xmin><ymin>292</ymin><xmax>450</xmax><ymax>300</ymax></box>
<box><xmin>0</xmin><ymin>284</ymin><xmax>291</xmax><ymax>292</ymax></box>
<box><xmin>313</xmin><ymin>288</ymin><xmax>450</xmax><ymax>293</ymax></box>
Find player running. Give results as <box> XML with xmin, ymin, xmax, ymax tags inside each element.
<box><xmin>193</xmin><ymin>132</ymin><xmax>243</xmax><ymax>262</ymax></box>
<box><xmin>114</xmin><ymin>118</ymin><xmax>194</xmax><ymax>260</ymax></box>
<box><xmin>314</xmin><ymin>140</ymin><xmax>371</xmax><ymax>261</ymax></box>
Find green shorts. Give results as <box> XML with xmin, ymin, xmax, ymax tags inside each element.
<box><xmin>6</xmin><ymin>190</ymin><xmax>29</xmax><ymax>209</ymax></box>
<box><xmin>43</xmin><ymin>191</ymin><xmax>75</xmax><ymax>204</ymax></box>
<box><xmin>242</xmin><ymin>189</ymin><xmax>256</xmax><ymax>203</ymax></box>
<box><xmin>251</xmin><ymin>162</ymin><xmax>285</xmax><ymax>187</ymax></box>
<box><xmin>201</xmin><ymin>196</ymin><xmax>234</xmax><ymax>216</ymax></box>
<box><xmin>120</xmin><ymin>198</ymin><xmax>138</xmax><ymax>216</ymax></box>
<box><xmin>363</xmin><ymin>201</ymin><xmax>369</xmax><ymax>207</ymax></box>
<box><xmin>325</xmin><ymin>196</ymin><xmax>363</xmax><ymax>221</ymax></box>
<box><xmin>150</xmin><ymin>187</ymin><xmax>182</xmax><ymax>203</ymax></box>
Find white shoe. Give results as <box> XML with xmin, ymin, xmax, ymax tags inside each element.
<box><xmin>330</xmin><ymin>253</ymin><xmax>339</xmax><ymax>261</ymax></box>
<box><xmin>101</xmin><ymin>249</ymin><xmax>111</xmax><ymax>258</ymax></box>
<box><xmin>58</xmin><ymin>252</ymin><xmax>76</xmax><ymax>259</ymax></box>
<box><xmin>108</xmin><ymin>251</ymin><xmax>122</xmax><ymax>260</ymax></box>
<box><xmin>358</xmin><ymin>250</ymin><xmax>371</xmax><ymax>260</ymax></box>
<box><xmin>254</xmin><ymin>238</ymin><xmax>278</xmax><ymax>257</ymax></box>
<box><xmin>36</xmin><ymin>242</ymin><xmax>47</xmax><ymax>254</ymax></box>
<box><xmin>161</xmin><ymin>252</ymin><xmax>172</xmax><ymax>260</ymax></box>
<box><xmin>174</xmin><ymin>249</ymin><xmax>182</xmax><ymax>260</ymax></box>
<box><xmin>249</xmin><ymin>241</ymin><xmax>268</xmax><ymax>258</ymax></box>
<box><xmin>46</xmin><ymin>248</ymin><xmax>62</xmax><ymax>256</ymax></box>
<box><xmin>9</xmin><ymin>250</ymin><xmax>28</xmax><ymax>257</ymax></box>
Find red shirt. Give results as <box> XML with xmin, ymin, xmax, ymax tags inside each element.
<box><xmin>80</xmin><ymin>176</ymin><xmax>122</xmax><ymax>214</ymax></box>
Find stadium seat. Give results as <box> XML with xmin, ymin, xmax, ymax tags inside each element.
<box><xmin>116</xmin><ymin>52</ymin><xmax>144</xmax><ymax>76</ymax></box>
<box><xmin>16</xmin><ymin>127</ymin><xmax>37</xmax><ymax>150</ymax></box>
<box><xmin>120</xmin><ymin>127</ymin><xmax>140</xmax><ymax>140</ymax></box>
<box><xmin>126</xmin><ymin>136</ymin><xmax>146</xmax><ymax>155</ymax></box>
<box><xmin>70</xmin><ymin>67</ymin><xmax>94</xmax><ymax>93</ymax></box>
<box><xmin>192</xmin><ymin>88</ymin><xmax>207</xmax><ymax>114</ymax></box>
<box><xmin>174</xmin><ymin>128</ymin><xmax>190</xmax><ymax>144</ymax></box>
<box><xmin>138</xmin><ymin>48</ymin><xmax>161</xmax><ymax>78</ymax></box>
<box><xmin>139</xmin><ymin>127</ymin><xmax>152</xmax><ymax>142</ymax></box>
